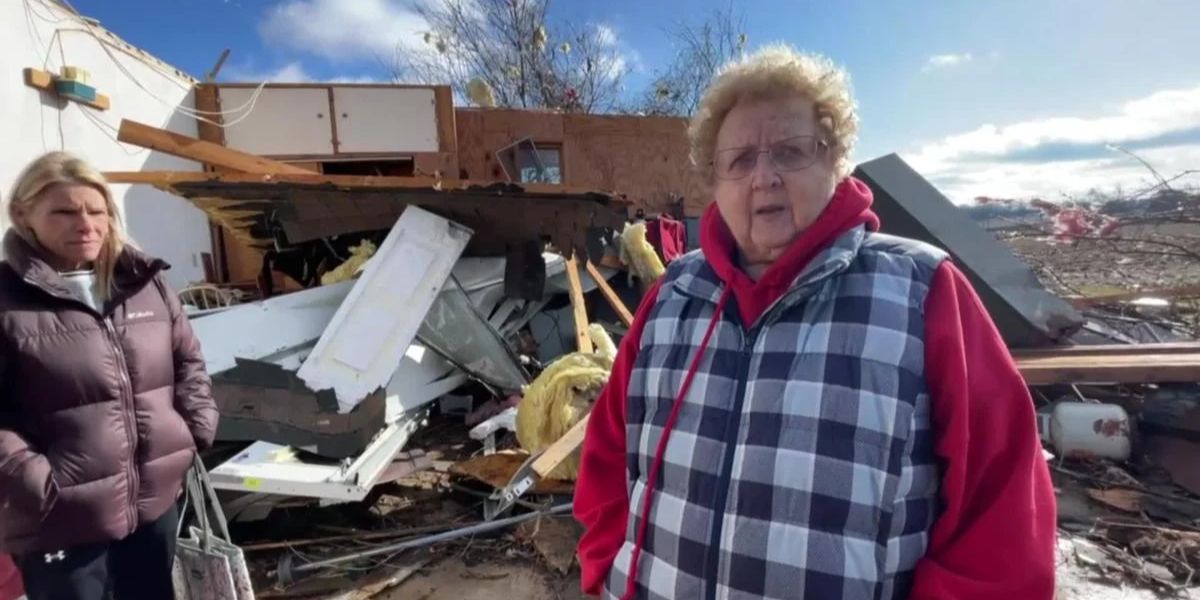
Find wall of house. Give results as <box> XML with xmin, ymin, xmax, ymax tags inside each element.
<box><xmin>0</xmin><ymin>0</ymin><xmax>211</xmax><ymax>289</ymax></box>
<box><xmin>455</xmin><ymin>108</ymin><xmax>710</xmax><ymax>217</ymax></box>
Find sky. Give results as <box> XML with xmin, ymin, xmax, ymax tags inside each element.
<box><xmin>67</xmin><ymin>0</ymin><xmax>1200</xmax><ymax>204</ymax></box>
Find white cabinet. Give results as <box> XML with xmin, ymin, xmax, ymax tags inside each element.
<box><xmin>218</xmin><ymin>85</ymin><xmax>442</xmax><ymax>157</ymax></box>
<box><xmin>221</xmin><ymin>87</ymin><xmax>335</xmax><ymax>156</ymax></box>
<box><xmin>334</xmin><ymin>87</ymin><xmax>439</xmax><ymax>153</ymax></box>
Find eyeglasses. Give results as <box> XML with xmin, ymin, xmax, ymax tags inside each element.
<box><xmin>712</xmin><ymin>135</ymin><xmax>829</xmax><ymax>180</ymax></box>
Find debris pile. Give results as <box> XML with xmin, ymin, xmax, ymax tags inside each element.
<box><xmin>107</xmin><ymin>125</ymin><xmax>1200</xmax><ymax>597</ymax></box>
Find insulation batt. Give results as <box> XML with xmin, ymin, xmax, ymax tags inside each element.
<box><xmin>516</xmin><ymin>324</ymin><xmax>616</xmax><ymax>480</ymax></box>
<box><xmin>619</xmin><ymin>222</ymin><xmax>665</xmax><ymax>285</ymax></box>
<box><xmin>320</xmin><ymin>240</ymin><xmax>377</xmax><ymax>285</ymax></box>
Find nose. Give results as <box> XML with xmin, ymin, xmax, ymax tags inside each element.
<box><xmin>750</xmin><ymin>150</ymin><xmax>782</xmax><ymax>190</ymax></box>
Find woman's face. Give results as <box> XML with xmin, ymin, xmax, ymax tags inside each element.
<box><xmin>712</xmin><ymin>96</ymin><xmax>837</xmax><ymax>267</ymax></box>
<box><xmin>18</xmin><ymin>183</ymin><xmax>110</xmax><ymax>271</ymax></box>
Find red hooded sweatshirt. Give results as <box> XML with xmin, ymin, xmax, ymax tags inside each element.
<box><xmin>574</xmin><ymin>177</ymin><xmax>1056</xmax><ymax>598</ymax></box>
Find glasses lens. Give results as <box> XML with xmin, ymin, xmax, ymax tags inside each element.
<box><xmin>771</xmin><ymin>137</ymin><xmax>818</xmax><ymax>171</ymax></box>
<box><xmin>715</xmin><ymin>147</ymin><xmax>757</xmax><ymax>179</ymax></box>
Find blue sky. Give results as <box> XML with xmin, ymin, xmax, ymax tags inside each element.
<box><xmin>70</xmin><ymin>0</ymin><xmax>1200</xmax><ymax>202</ymax></box>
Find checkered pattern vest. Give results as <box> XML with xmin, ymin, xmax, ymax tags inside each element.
<box><xmin>603</xmin><ymin>226</ymin><xmax>946</xmax><ymax>600</ymax></box>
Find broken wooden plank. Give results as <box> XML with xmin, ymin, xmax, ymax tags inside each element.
<box><xmin>116</xmin><ymin>120</ymin><xmax>314</xmax><ymax>174</ymax></box>
<box><xmin>586</xmin><ymin>260</ymin><xmax>634</xmax><ymax>328</ymax></box>
<box><xmin>564</xmin><ymin>255</ymin><xmax>593</xmax><ymax>354</ymax></box>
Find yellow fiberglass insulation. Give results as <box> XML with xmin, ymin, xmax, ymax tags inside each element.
<box><xmin>320</xmin><ymin>240</ymin><xmax>378</xmax><ymax>286</ymax></box>
<box><xmin>516</xmin><ymin>324</ymin><xmax>617</xmax><ymax>481</ymax></box>
<box><xmin>619</xmin><ymin>222</ymin><xmax>665</xmax><ymax>285</ymax></box>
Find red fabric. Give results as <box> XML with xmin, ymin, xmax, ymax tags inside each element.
<box><xmin>0</xmin><ymin>553</ymin><xmax>22</xmax><ymax>600</ymax></box>
<box><xmin>644</xmin><ymin>216</ymin><xmax>687</xmax><ymax>263</ymax></box>
<box><xmin>575</xmin><ymin>280</ymin><xmax>662</xmax><ymax>595</ymax></box>
<box><xmin>700</xmin><ymin>176</ymin><xmax>880</xmax><ymax>326</ymax></box>
<box><xmin>574</xmin><ymin>177</ymin><xmax>1056</xmax><ymax>598</ymax></box>
<box><xmin>909</xmin><ymin>261</ymin><xmax>1057</xmax><ymax>599</ymax></box>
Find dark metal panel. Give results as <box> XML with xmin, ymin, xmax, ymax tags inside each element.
<box><xmin>854</xmin><ymin>154</ymin><xmax>1084</xmax><ymax>348</ymax></box>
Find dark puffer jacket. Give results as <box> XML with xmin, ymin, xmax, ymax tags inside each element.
<box><xmin>0</xmin><ymin>231</ymin><xmax>217</xmax><ymax>554</ymax></box>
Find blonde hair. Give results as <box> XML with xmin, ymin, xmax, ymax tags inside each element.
<box><xmin>689</xmin><ymin>43</ymin><xmax>859</xmax><ymax>180</ymax></box>
<box><xmin>7</xmin><ymin>151</ymin><xmax>126</xmax><ymax>298</ymax></box>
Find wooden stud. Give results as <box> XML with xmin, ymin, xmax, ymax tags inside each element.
<box><xmin>116</xmin><ymin>120</ymin><xmax>315</xmax><ymax>175</ymax></box>
<box><xmin>530</xmin><ymin>413</ymin><xmax>591</xmax><ymax>478</ymax></box>
<box><xmin>585</xmin><ymin>260</ymin><xmax>634</xmax><ymax>328</ymax></box>
<box><xmin>328</xmin><ymin>87</ymin><xmax>341</xmax><ymax>154</ymax></box>
<box><xmin>564</xmin><ymin>255</ymin><xmax>594</xmax><ymax>354</ymax></box>
<box><xmin>193</xmin><ymin>84</ymin><xmax>226</xmax><ymax>147</ymax></box>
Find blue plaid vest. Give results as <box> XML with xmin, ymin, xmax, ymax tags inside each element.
<box><xmin>604</xmin><ymin>226</ymin><xmax>946</xmax><ymax>600</ymax></box>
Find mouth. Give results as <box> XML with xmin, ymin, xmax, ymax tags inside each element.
<box><xmin>754</xmin><ymin>205</ymin><xmax>787</xmax><ymax>217</ymax></box>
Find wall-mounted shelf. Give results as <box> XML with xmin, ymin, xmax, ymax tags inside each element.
<box><xmin>24</xmin><ymin>67</ymin><xmax>110</xmax><ymax>111</ymax></box>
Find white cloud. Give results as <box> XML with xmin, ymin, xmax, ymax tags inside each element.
<box><xmin>224</xmin><ymin>62</ymin><xmax>382</xmax><ymax>84</ymax></box>
<box><xmin>922</xmin><ymin>53</ymin><xmax>973</xmax><ymax>72</ymax></box>
<box><xmin>900</xmin><ymin>83</ymin><xmax>1200</xmax><ymax>202</ymax></box>
<box><xmin>259</xmin><ymin>0</ymin><xmax>429</xmax><ymax>63</ymax></box>
<box><xmin>595</xmin><ymin>24</ymin><xmax>618</xmax><ymax>47</ymax></box>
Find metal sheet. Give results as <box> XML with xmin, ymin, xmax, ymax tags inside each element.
<box><xmin>854</xmin><ymin>154</ymin><xmax>1084</xmax><ymax>348</ymax></box>
<box><xmin>297</xmin><ymin>206</ymin><xmax>472</xmax><ymax>411</ymax></box>
<box><xmin>191</xmin><ymin>281</ymin><xmax>353</xmax><ymax>375</ymax></box>
<box><xmin>418</xmin><ymin>275</ymin><xmax>529</xmax><ymax>393</ymax></box>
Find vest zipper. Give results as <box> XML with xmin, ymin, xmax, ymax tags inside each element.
<box><xmin>104</xmin><ymin>317</ymin><xmax>140</xmax><ymax>536</ymax></box>
<box><xmin>703</xmin><ymin>327</ymin><xmax>757</xmax><ymax>600</ymax></box>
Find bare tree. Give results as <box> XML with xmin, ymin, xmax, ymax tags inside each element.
<box><xmin>638</xmin><ymin>7</ymin><xmax>747</xmax><ymax>117</ymax></box>
<box><xmin>391</xmin><ymin>0</ymin><xmax>628</xmax><ymax>113</ymax></box>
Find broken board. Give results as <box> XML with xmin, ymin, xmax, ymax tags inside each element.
<box><xmin>297</xmin><ymin>206</ymin><xmax>472</xmax><ymax>411</ymax></box>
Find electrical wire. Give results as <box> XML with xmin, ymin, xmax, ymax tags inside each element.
<box><xmin>22</xmin><ymin>0</ymin><xmax>270</xmax><ymax>128</ymax></box>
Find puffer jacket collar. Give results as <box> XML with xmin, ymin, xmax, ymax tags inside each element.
<box><xmin>2</xmin><ymin>230</ymin><xmax>169</xmax><ymax>313</ymax></box>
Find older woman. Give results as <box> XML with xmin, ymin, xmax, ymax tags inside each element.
<box><xmin>0</xmin><ymin>152</ymin><xmax>217</xmax><ymax>600</ymax></box>
<box><xmin>574</xmin><ymin>45</ymin><xmax>1055</xmax><ymax>599</ymax></box>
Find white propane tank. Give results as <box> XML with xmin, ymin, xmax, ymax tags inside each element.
<box><xmin>1038</xmin><ymin>401</ymin><xmax>1132</xmax><ymax>461</ymax></box>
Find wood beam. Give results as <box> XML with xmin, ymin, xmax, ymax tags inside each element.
<box><xmin>1013</xmin><ymin>344</ymin><xmax>1200</xmax><ymax>385</ymax></box>
<box><xmin>117</xmin><ymin>119</ymin><xmax>314</xmax><ymax>175</ymax></box>
<box><xmin>102</xmin><ymin>170</ymin><xmax>619</xmax><ymax>199</ymax></box>
<box><xmin>585</xmin><ymin>261</ymin><xmax>634</xmax><ymax>328</ymax></box>
<box><xmin>564</xmin><ymin>255</ymin><xmax>594</xmax><ymax>354</ymax></box>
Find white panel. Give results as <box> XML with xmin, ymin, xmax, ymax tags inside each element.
<box><xmin>190</xmin><ymin>281</ymin><xmax>353</xmax><ymax>374</ymax></box>
<box><xmin>298</xmin><ymin>207</ymin><xmax>472</xmax><ymax>411</ymax></box>
<box><xmin>221</xmin><ymin>87</ymin><xmax>334</xmax><ymax>156</ymax></box>
<box><xmin>333</xmin><ymin>87</ymin><xmax>439</xmax><ymax>153</ymax></box>
<box><xmin>209</xmin><ymin>408</ymin><xmax>425</xmax><ymax>502</ymax></box>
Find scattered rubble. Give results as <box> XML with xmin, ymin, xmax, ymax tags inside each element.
<box><xmin>101</xmin><ymin>120</ymin><xmax>1200</xmax><ymax>597</ymax></box>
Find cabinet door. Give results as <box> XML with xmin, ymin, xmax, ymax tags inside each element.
<box><xmin>221</xmin><ymin>87</ymin><xmax>334</xmax><ymax>156</ymax></box>
<box><xmin>333</xmin><ymin>87</ymin><xmax>439</xmax><ymax>153</ymax></box>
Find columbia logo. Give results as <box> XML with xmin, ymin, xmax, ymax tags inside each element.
<box><xmin>127</xmin><ymin>311</ymin><xmax>155</xmax><ymax>320</ymax></box>
<box><xmin>44</xmin><ymin>550</ymin><xmax>65</xmax><ymax>563</ymax></box>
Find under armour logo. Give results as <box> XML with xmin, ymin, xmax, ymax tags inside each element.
<box><xmin>44</xmin><ymin>550</ymin><xmax>65</xmax><ymax>563</ymax></box>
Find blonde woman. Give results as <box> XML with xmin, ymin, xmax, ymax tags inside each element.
<box><xmin>574</xmin><ymin>45</ymin><xmax>1056</xmax><ymax>599</ymax></box>
<box><xmin>0</xmin><ymin>151</ymin><xmax>217</xmax><ymax>600</ymax></box>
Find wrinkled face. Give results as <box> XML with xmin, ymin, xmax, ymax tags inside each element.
<box><xmin>19</xmin><ymin>183</ymin><xmax>110</xmax><ymax>271</ymax></box>
<box><xmin>712</xmin><ymin>96</ymin><xmax>838</xmax><ymax>267</ymax></box>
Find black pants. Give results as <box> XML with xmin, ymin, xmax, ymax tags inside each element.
<box><xmin>17</xmin><ymin>504</ymin><xmax>179</xmax><ymax>600</ymax></box>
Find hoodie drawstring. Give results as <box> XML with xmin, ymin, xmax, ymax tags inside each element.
<box><xmin>622</xmin><ymin>287</ymin><xmax>732</xmax><ymax>600</ymax></box>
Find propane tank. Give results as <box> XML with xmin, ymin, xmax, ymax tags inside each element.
<box><xmin>1038</xmin><ymin>401</ymin><xmax>1132</xmax><ymax>461</ymax></box>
